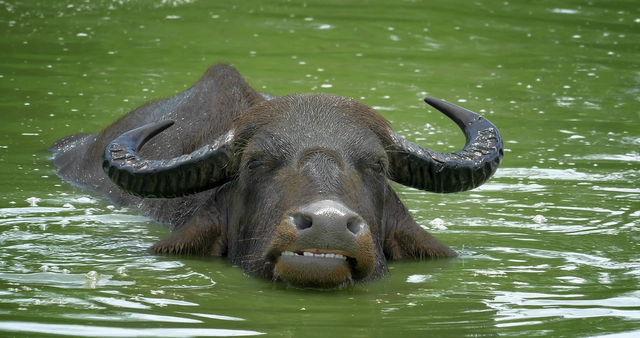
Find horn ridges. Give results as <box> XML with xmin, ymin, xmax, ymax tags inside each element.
<box><xmin>388</xmin><ymin>98</ymin><xmax>504</xmax><ymax>193</ymax></box>
<box><xmin>103</xmin><ymin>120</ymin><xmax>237</xmax><ymax>198</ymax></box>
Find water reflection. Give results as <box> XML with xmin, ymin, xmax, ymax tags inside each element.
<box><xmin>488</xmin><ymin>290</ymin><xmax>640</xmax><ymax>322</ymax></box>
<box><xmin>494</xmin><ymin>168</ymin><xmax>636</xmax><ymax>182</ymax></box>
<box><xmin>1</xmin><ymin>0</ymin><xmax>640</xmax><ymax>337</ymax></box>
<box><xmin>0</xmin><ymin>322</ymin><xmax>264</xmax><ymax>337</ymax></box>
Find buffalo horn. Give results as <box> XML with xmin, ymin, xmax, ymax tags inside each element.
<box><xmin>388</xmin><ymin>97</ymin><xmax>504</xmax><ymax>193</ymax></box>
<box><xmin>103</xmin><ymin>120</ymin><xmax>237</xmax><ymax>198</ymax></box>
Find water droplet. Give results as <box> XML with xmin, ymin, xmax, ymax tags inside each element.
<box><xmin>533</xmin><ymin>215</ymin><xmax>547</xmax><ymax>224</ymax></box>
<box><xmin>86</xmin><ymin>271</ymin><xmax>99</xmax><ymax>280</ymax></box>
<box><xmin>26</xmin><ymin>197</ymin><xmax>41</xmax><ymax>206</ymax></box>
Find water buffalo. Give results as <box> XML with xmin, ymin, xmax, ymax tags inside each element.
<box><xmin>50</xmin><ymin>64</ymin><xmax>503</xmax><ymax>289</ymax></box>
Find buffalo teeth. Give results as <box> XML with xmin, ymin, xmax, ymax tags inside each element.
<box><xmin>280</xmin><ymin>251</ymin><xmax>347</xmax><ymax>260</ymax></box>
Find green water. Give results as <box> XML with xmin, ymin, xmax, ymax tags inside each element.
<box><xmin>1</xmin><ymin>0</ymin><xmax>639</xmax><ymax>337</ymax></box>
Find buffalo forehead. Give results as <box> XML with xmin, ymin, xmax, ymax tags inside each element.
<box><xmin>250</xmin><ymin>95</ymin><xmax>386</xmax><ymax>162</ymax></box>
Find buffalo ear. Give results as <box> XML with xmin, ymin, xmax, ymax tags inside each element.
<box><xmin>150</xmin><ymin>210</ymin><xmax>227</xmax><ymax>256</ymax></box>
<box><xmin>383</xmin><ymin>190</ymin><xmax>457</xmax><ymax>259</ymax></box>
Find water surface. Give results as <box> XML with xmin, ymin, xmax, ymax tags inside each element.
<box><xmin>1</xmin><ymin>0</ymin><xmax>639</xmax><ymax>337</ymax></box>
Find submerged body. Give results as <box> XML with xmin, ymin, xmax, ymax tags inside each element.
<box><xmin>50</xmin><ymin>64</ymin><xmax>503</xmax><ymax>289</ymax></box>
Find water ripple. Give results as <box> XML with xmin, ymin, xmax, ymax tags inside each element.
<box><xmin>0</xmin><ymin>322</ymin><xmax>264</xmax><ymax>337</ymax></box>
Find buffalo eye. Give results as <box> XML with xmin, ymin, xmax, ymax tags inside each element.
<box><xmin>371</xmin><ymin>162</ymin><xmax>384</xmax><ymax>174</ymax></box>
<box><xmin>247</xmin><ymin>159</ymin><xmax>262</xmax><ymax>170</ymax></box>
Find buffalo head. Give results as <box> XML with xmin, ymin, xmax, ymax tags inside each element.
<box><xmin>99</xmin><ymin>68</ymin><xmax>503</xmax><ymax>289</ymax></box>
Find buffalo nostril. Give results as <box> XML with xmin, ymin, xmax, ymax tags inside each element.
<box><xmin>293</xmin><ymin>213</ymin><xmax>313</xmax><ymax>231</ymax></box>
<box><xmin>346</xmin><ymin>217</ymin><xmax>363</xmax><ymax>235</ymax></box>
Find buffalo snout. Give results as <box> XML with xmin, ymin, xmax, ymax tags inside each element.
<box><xmin>270</xmin><ymin>200</ymin><xmax>376</xmax><ymax>289</ymax></box>
<box><xmin>292</xmin><ymin>200</ymin><xmax>366</xmax><ymax>237</ymax></box>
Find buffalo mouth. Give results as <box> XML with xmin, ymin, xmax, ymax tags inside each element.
<box><xmin>281</xmin><ymin>249</ymin><xmax>354</xmax><ymax>260</ymax></box>
<box><xmin>272</xmin><ymin>248</ymin><xmax>365</xmax><ymax>289</ymax></box>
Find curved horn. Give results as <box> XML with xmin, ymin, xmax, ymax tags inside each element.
<box><xmin>388</xmin><ymin>98</ymin><xmax>504</xmax><ymax>193</ymax></box>
<box><xmin>102</xmin><ymin>120</ymin><xmax>238</xmax><ymax>198</ymax></box>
